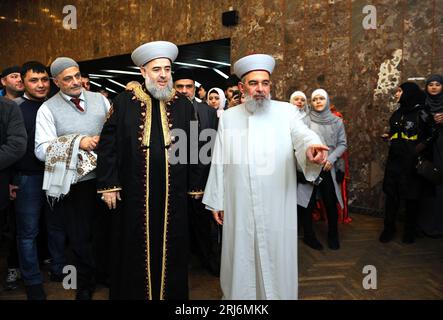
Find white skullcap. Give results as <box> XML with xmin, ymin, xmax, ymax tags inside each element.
<box><xmin>311</xmin><ymin>88</ymin><xmax>328</xmax><ymax>100</ymax></box>
<box><xmin>290</xmin><ymin>91</ymin><xmax>307</xmax><ymax>102</ymax></box>
<box><xmin>50</xmin><ymin>57</ymin><xmax>79</xmax><ymax>77</ymax></box>
<box><xmin>131</xmin><ymin>41</ymin><xmax>179</xmax><ymax>67</ymax></box>
<box><xmin>233</xmin><ymin>54</ymin><xmax>275</xmax><ymax>79</ymax></box>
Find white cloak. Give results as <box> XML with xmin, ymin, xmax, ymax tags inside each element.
<box><xmin>202</xmin><ymin>100</ymin><xmax>322</xmax><ymax>300</ymax></box>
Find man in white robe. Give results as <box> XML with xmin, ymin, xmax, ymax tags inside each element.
<box><xmin>202</xmin><ymin>54</ymin><xmax>329</xmax><ymax>300</ymax></box>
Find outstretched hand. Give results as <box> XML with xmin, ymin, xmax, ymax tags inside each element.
<box><xmin>306</xmin><ymin>144</ymin><xmax>329</xmax><ymax>165</ymax></box>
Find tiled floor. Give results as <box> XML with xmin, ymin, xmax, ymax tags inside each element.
<box><xmin>1</xmin><ymin>214</ymin><xmax>442</xmax><ymax>300</ymax></box>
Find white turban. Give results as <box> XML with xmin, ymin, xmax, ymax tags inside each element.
<box><xmin>233</xmin><ymin>54</ymin><xmax>275</xmax><ymax>79</ymax></box>
<box><xmin>131</xmin><ymin>41</ymin><xmax>179</xmax><ymax>67</ymax></box>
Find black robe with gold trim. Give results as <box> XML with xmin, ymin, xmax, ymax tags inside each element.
<box><xmin>96</xmin><ymin>86</ymin><xmax>202</xmax><ymax>300</ymax></box>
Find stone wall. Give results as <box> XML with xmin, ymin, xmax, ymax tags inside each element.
<box><xmin>1</xmin><ymin>0</ymin><xmax>442</xmax><ymax>212</ymax></box>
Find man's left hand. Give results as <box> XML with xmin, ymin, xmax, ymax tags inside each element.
<box><xmin>306</xmin><ymin>144</ymin><xmax>329</xmax><ymax>165</ymax></box>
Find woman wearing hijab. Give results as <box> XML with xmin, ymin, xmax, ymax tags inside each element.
<box><xmin>207</xmin><ymin>87</ymin><xmax>226</xmax><ymax>118</ymax></box>
<box><xmin>379</xmin><ymin>82</ymin><xmax>425</xmax><ymax>244</ymax></box>
<box><xmin>297</xmin><ymin>89</ymin><xmax>347</xmax><ymax>250</ymax></box>
<box><xmin>289</xmin><ymin>91</ymin><xmax>309</xmax><ymax>117</ymax></box>
<box><xmin>417</xmin><ymin>74</ymin><xmax>443</xmax><ymax>237</ymax></box>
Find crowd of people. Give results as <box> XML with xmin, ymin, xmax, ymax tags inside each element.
<box><xmin>0</xmin><ymin>39</ymin><xmax>442</xmax><ymax>300</ymax></box>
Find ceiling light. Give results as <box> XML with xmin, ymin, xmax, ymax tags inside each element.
<box><xmin>102</xmin><ymin>69</ymin><xmax>142</xmax><ymax>75</ymax></box>
<box><xmin>105</xmin><ymin>87</ymin><xmax>117</xmax><ymax>93</ymax></box>
<box><xmin>88</xmin><ymin>73</ymin><xmax>114</xmax><ymax>78</ymax></box>
<box><xmin>173</xmin><ymin>62</ymin><xmax>209</xmax><ymax>69</ymax></box>
<box><xmin>90</xmin><ymin>80</ymin><xmax>102</xmax><ymax>87</ymax></box>
<box><xmin>108</xmin><ymin>79</ymin><xmax>126</xmax><ymax>88</ymax></box>
<box><xmin>197</xmin><ymin>58</ymin><xmax>231</xmax><ymax>66</ymax></box>
<box><xmin>212</xmin><ymin>68</ymin><xmax>229</xmax><ymax>79</ymax></box>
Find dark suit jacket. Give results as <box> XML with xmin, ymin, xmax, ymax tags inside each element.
<box><xmin>0</xmin><ymin>97</ymin><xmax>27</xmax><ymax>209</ymax></box>
<box><xmin>192</xmin><ymin>99</ymin><xmax>217</xmax><ymax>188</ymax></box>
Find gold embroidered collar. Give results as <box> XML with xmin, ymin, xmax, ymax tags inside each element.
<box><xmin>133</xmin><ymin>86</ymin><xmax>174</xmax><ymax>148</ymax></box>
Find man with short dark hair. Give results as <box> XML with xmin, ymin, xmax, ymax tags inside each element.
<box><xmin>224</xmin><ymin>74</ymin><xmax>240</xmax><ymax>108</ymax></box>
<box><xmin>12</xmin><ymin>61</ymin><xmax>66</xmax><ymax>300</ymax></box>
<box><xmin>1</xmin><ymin>66</ymin><xmax>24</xmax><ymax>100</ymax></box>
<box><xmin>81</xmin><ymin>73</ymin><xmax>91</xmax><ymax>91</ymax></box>
<box><xmin>173</xmin><ymin>68</ymin><xmax>219</xmax><ymax>275</ymax></box>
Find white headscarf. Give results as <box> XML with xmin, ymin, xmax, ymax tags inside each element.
<box><xmin>289</xmin><ymin>91</ymin><xmax>309</xmax><ymax>115</ymax></box>
<box><xmin>208</xmin><ymin>87</ymin><xmax>226</xmax><ymax>118</ymax></box>
<box><xmin>289</xmin><ymin>90</ymin><xmax>308</xmax><ymax>114</ymax></box>
<box><xmin>290</xmin><ymin>90</ymin><xmax>307</xmax><ymax>104</ymax></box>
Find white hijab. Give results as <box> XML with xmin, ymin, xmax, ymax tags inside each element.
<box><xmin>289</xmin><ymin>90</ymin><xmax>309</xmax><ymax>114</ymax></box>
<box><xmin>290</xmin><ymin>90</ymin><xmax>307</xmax><ymax>104</ymax></box>
<box><xmin>208</xmin><ymin>87</ymin><xmax>226</xmax><ymax>118</ymax></box>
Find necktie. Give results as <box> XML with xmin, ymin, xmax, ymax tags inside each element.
<box><xmin>70</xmin><ymin>98</ymin><xmax>84</xmax><ymax>112</ymax></box>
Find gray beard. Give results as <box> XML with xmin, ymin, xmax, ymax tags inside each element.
<box><xmin>244</xmin><ymin>93</ymin><xmax>271</xmax><ymax>113</ymax></box>
<box><xmin>145</xmin><ymin>77</ymin><xmax>174</xmax><ymax>101</ymax></box>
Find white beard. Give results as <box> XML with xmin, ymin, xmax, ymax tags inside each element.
<box><xmin>244</xmin><ymin>93</ymin><xmax>271</xmax><ymax>113</ymax></box>
<box><xmin>145</xmin><ymin>77</ymin><xmax>174</xmax><ymax>101</ymax></box>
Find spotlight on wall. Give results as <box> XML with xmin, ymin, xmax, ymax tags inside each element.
<box><xmin>222</xmin><ymin>9</ymin><xmax>239</xmax><ymax>27</ymax></box>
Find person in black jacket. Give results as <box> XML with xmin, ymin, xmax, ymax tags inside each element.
<box><xmin>379</xmin><ymin>82</ymin><xmax>425</xmax><ymax>244</ymax></box>
<box><xmin>0</xmin><ymin>96</ymin><xmax>27</xmax><ymax>291</ymax></box>
<box><xmin>0</xmin><ymin>96</ymin><xmax>27</xmax><ymax>210</ymax></box>
<box><xmin>416</xmin><ymin>74</ymin><xmax>443</xmax><ymax>236</ymax></box>
<box><xmin>173</xmin><ymin>68</ymin><xmax>220</xmax><ymax>276</ymax></box>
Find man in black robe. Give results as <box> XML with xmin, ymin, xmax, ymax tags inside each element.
<box><xmin>96</xmin><ymin>41</ymin><xmax>203</xmax><ymax>300</ymax></box>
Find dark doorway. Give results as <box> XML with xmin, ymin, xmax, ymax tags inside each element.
<box><xmin>77</xmin><ymin>38</ymin><xmax>231</xmax><ymax>99</ymax></box>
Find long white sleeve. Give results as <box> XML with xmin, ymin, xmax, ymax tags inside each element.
<box><xmin>202</xmin><ymin>117</ymin><xmax>224</xmax><ymax>212</ymax></box>
<box><xmin>34</xmin><ymin>103</ymin><xmax>57</xmax><ymax>162</ymax></box>
<box><xmin>290</xmin><ymin>114</ymin><xmax>323</xmax><ymax>182</ymax></box>
<box><xmin>102</xmin><ymin>95</ymin><xmax>111</xmax><ymax>112</ymax></box>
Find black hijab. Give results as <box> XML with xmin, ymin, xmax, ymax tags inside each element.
<box><xmin>399</xmin><ymin>82</ymin><xmax>425</xmax><ymax>112</ymax></box>
<box><xmin>425</xmin><ymin>74</ymin><xmax>443</xmax><ymax>113</ymax></box>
